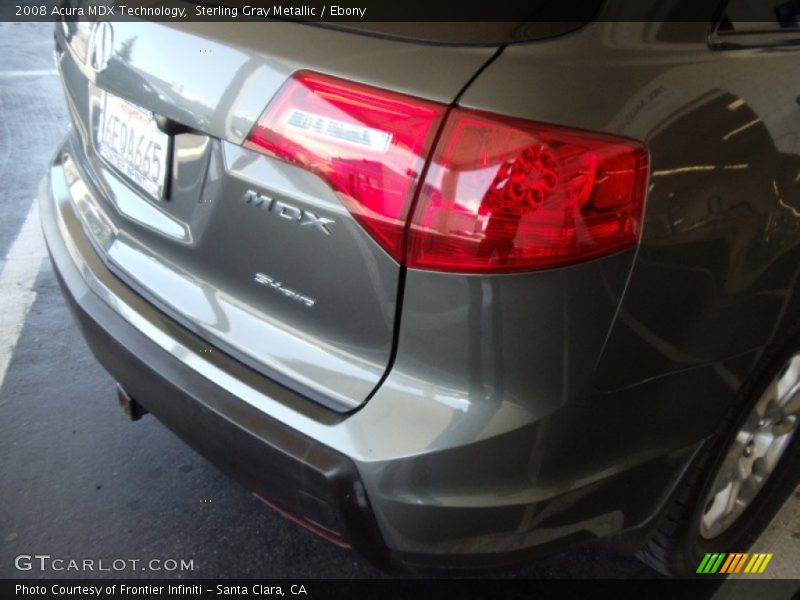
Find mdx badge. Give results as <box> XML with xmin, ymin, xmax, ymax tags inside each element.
<box><xmin>243</xmin><ymin>190</ymin><xmax>334</xmax><ymax>235</ymax></box>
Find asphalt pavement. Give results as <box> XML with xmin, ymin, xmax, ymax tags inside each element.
<box><xmin>0</xmin><ymin>22</ymin><xmax>796</xmax><ymax>584</ymax></box>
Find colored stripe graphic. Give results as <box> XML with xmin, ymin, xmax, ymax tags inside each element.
<box><xmin>710</xmin><ymin>553</ymin><xmax>726</xmax><ymax>573</ymax></box>
<box><xmin>697</xmin><ymin>553</ymin><xmax>727</xmax><ymax>573</ymax></box>
<box><xmin>745</xmin><ymin>553</ymin><xmax>774</xmax><ymax>573</ymax></box>
<box><xmin>733</xmin><ymin>553</ymin><xmax>749</xmax><ymax>574</ymax></box>
<box><xmin>697</xmin><ymin>553</ymin><xmax>713</xmax><ymax>573</ymax></box>
<box><xmin>720</xmin><ymin>553</ymin><xmax>737</xmax><ymax>574</ymax></box>
<box><xmin>758</xmin><ymin>554</ymin><xmax>773</xmax><ymax>573</ymax></box>
<box><xmin>698</xmin><ymin>552</ymin><xmax>773</xmax><ymax>574</ymax></box>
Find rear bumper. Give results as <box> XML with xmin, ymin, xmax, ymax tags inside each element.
<box><xmin>41</xmin><ymin>138</ymin><xmax>713</xmax><ymax>571</ymax></box>
<box><xmin>39</xmin><ymin>152</ymin><xmax>391</xmax><ymax>565</ymax></box>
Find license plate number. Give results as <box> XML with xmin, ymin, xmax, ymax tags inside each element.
<box><xmin>95</xmin><ymin>93</ymin><xmax>169</xmax><ymax>201</ymax></box>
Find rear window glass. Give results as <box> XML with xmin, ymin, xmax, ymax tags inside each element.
<box><xmin>717</xmin><ymin>0</ymin><xmax>800</xmax><ymax>33</ymax></box>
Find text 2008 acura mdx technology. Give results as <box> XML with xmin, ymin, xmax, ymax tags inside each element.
<box><xmin>41</xmin><ymin>1</ymin><xmax>800</xmax><ymax>576</ymax></box>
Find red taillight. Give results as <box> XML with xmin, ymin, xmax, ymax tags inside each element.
<box><xmin>407</xmin><ymin>108</ymin><xmax>650</xmax><ymax>273</ymax></box>
<box><xmin>246</xmin><ymin>73</ymin><xmax>649</xmax><ymax>273</ymax></box>
<box><xmin>244</xmin><ymin>71</ymin><xmax>446</xmax><ymax>261</ymax></box>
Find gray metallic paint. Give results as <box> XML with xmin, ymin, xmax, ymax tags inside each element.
<box><xmin>45</xmin><ymin>9</ymin><xmax>800</xmax><ymax>561</ymax></box>
<box><xmin>56</xmin><ymin>21</ymin><xmax>499</xmax><ymax>409</ymax></box>
<box><xmin>460</xmin><ymin>20</ymin><xmax>800</xmax><ymax>392</ymax></box>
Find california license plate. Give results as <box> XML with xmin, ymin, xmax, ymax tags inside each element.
<box><xmin>95</xmin><ymin>92</ymin><xmax>169</xmax><ymax>201</ymax></box>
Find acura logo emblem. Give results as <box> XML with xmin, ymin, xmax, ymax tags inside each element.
<box><xmin>87</xmin><ymin>21</ymin><xmax>113</xmax><ymax>73</ymax></box>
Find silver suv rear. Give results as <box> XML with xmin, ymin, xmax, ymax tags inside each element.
<box><xmin>41</xmin><ymin>4</ymin><xmax>800</xmax><ymax>575</ymax></box>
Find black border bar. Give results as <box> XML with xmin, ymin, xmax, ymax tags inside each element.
<box><xmin>4</xmin><ymin>578</ymin><xmax>800</xmax><ymax>600</ymax></box>
<box><xmin>0</xmin><ymin>0</ymin><xmax>749</xmax><ymax>23</ymax></box>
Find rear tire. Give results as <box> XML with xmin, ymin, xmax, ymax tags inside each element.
<box><xmin>638</xmin><ymin>337</ymin><xmax>800</xmax><ymax>576</ymax></box>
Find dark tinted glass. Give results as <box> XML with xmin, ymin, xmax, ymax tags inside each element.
<box><xmin>718</xmin><ymin>0</ymin><xmax>800</xmax><ymax>33</ymax></box>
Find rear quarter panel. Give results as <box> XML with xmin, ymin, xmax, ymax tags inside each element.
<box><xmin>460</xmin><ymin>20</ymin><xmax>800</xmax><ymax>392</ymax></box>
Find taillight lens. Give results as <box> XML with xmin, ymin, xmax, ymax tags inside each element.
<box><xmin>244</xmin><ymin>71</ymin><xmax>446</xmax><ymax>261</ymax></box>
<box><xmin>407</xmin><ymin>108</ymin><xmax>649</xmax><ymax>273</ymax></box>
<box><xmin>246</xmin><ymin>73</ymin><xmax>649</xmax><ymax>273</ymax></box>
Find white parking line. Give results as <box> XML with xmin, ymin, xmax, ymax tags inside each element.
<box><xmin>0</xmin><ymin>69</ymin><xmax>58</xmax><ymax>77</ymax></box>
<box><xmin>0</xmin><ymin>202</ymin><xmax>46</xmax><ymax>389</ymax></box>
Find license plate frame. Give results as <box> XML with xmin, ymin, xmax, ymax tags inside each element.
<box><xmin>94</xmin><ymin>91</ymin><xmax>171</xmax><ymax>202</ymax></box>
